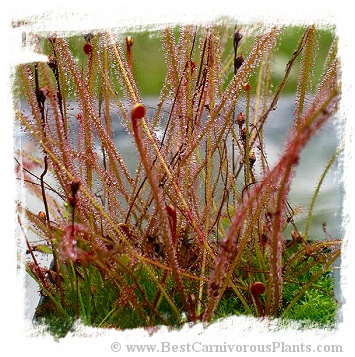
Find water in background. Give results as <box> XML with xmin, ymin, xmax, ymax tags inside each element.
<box><xmin>15</xmin><ymin>96</ymin><xmax>344</xmax><ymax>320</ymax></box>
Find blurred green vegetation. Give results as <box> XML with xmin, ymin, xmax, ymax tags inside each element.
<box><xmin>14</xmin><ymin>24</ymin><xmax>336</xmax><ymax>97</ymax></box>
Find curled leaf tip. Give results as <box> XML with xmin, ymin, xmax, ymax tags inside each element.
<box><xmin>83</xmin><ymin>43</ymin><xmax>93</xmax><ymax>55</ymax></box>
<box><xmin>126</xmin><ymin>36</ymin><xmax>134</xmax><ymax>47</ymax></box>
<box><xmin>71</xmin><ymin>178</ymin><xmax>81</xmax><ymax>196</ymax></box>
<box><xmin>251</xmin><ymin>281</ymin><xmax>266</xmax><ymax>295</ymax></box>
<box><xmin>131</xmin><ymin>103</ymin><xmax>146</xmax><ymax>122</ymax></box>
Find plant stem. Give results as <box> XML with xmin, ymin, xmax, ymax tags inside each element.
<box><xmin>131</xmin><ymin>109</ymin><xmax>190</xmax><ymax>320</ymax></box>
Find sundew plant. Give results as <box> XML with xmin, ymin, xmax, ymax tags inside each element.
<box><xmin>14</xmin><ymin>22</ymin><xmax>342</xmax><ymax>335</ymax></box>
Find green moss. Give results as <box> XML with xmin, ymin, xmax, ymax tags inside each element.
<box><xmin>34</xmin><ymin>316</ymin><xmax>76</xmax><ymax>340</ymax></box>
<box><xmin>282</xmin><ymin>273</ymin><xmax>338</xmax><ymax>327</ymax></box>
